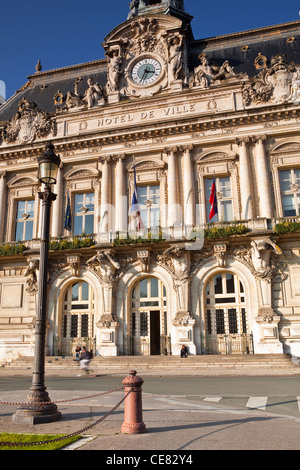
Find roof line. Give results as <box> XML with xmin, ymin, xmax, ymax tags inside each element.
<box><xmin>192</xmin><ymin>19</ymin><xmax>300</xmax><ymax>45</ymax></box>
<box><xmin>27</xmin><ymin>58</ymin><xmax>107</xmax><ymax>80</ymax></box>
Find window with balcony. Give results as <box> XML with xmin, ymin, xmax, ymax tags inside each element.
<box><xmin>279</xmin><ymin>169</ymin><xmax>300</xmax><ymax>217</ymax></box>
<box><xmin>205</xmin><ymin>176</ymin><xmax>233</xmax><ymax>222</ymax></box>
<box><xmin>15</xmin><ymin>200</ymin><xmax>35</xmax><ymax>241</ymax></box>
<box><xmin>73</xmin><ymin>192</ymin><xmax>95</xmax><ymax>235</ymax></box>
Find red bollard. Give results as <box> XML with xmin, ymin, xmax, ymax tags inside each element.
<box><xmin>121</xmin><ymin>370</ymin><xmax>146</xmax><ymax>434</ymax></box>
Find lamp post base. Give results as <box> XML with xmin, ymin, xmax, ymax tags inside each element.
<box><xmin>12</xmin><ymin>388</ymin><xmax>61</xmax><ymax>425</ymax></box>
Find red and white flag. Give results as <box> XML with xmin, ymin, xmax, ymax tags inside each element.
<box><xmin>209</xmin><ymin>176</ymin><xmax>218</xmax><ymax>221</ymax></box>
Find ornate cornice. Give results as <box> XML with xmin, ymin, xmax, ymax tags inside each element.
<box><xmin>0</xmin><ymin>103</ymin><xmax>300</xmax><ymax>162</ymax></box>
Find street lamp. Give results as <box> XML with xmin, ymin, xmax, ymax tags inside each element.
<box><xmin>13</xmin><ymin>143</ymin><xmax>62</xmax><ymax>424</ymax></box>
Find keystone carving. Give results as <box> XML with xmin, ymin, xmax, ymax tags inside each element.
<box><xmin>87</xmin><ymin>250</ymin><xmax>120</xmax><ymax>285</ymax></box>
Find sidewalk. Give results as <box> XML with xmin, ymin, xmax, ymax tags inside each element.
<box><xmin>1</xmin><ymin>388</ymin><xmax>300</xmax><ymax>450</ymax></box>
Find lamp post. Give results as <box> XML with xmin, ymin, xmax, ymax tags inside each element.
<box><xmin>13</xmin><ymin>143</ymin><xmax>62</xmax><ymax>424</ymax></box>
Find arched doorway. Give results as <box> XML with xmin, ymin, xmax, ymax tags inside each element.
<box><xmin>60</xmin><ymin>281</ymin><xmax>95</xmax><ymax>356</ymax></box>
<box><xmin>204</xmin><ymin>272</ymin><xmax>253</xmax><ymax>354</ymax></box>
<box><xmin>130</xmin><ymin>277</ymin><xmax>169</xmax><ymax>356</ymax></box>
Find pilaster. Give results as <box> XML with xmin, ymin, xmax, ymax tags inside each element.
<box><xmin>181</xmin><ymin>145</ymin><xmax>195</xmax><ymax>228</ymax></box>
<box><xmin>113</xmin><ymin>154</ymin><xmax>127</xmax><ymax>233</ymax></box>
<box><xmin>236</xmin><ymin>138</ymin><xmax>254</xmax><ymax>220</ymax></box>
<box><xmin>252</xmin><ymin>135</ymin><xmax>273</xmax><ymax>219</ymax></box>
<box><xmin>165</xmin><ymin>147</ymin><xmax>180</xmax><ymax>227</ymax></box>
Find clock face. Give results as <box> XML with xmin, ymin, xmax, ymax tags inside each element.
<box><xmin>131</xmin><ymin>58</ymin><xmax>162</xmax><ymax>86</ymax></box>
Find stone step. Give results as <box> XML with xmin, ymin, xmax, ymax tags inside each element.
<box><xmin>2</xmin><ymin>354</ymin><xmax>299</xmax><ymax>377</ymax></box>
<box><xmin>46</xmin><ymin>359</ymin><xmax>292</xmax><ymax>367</ymax></box>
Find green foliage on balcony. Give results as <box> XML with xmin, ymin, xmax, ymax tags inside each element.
<box><xmin>49</xmin><ymin>237</ymin><xmax>95</xmax><ymax>251</ymax></box>
<box><xmin>113</xmin><ymin>231</ymin><xmax>165</xmax><ymax>246</ymax></box>
<box><xmin>274</xmin><ymin>220</ymin><xmax>300</xmax><ymax>234</ymax></box>
<box><xmin>203</xmin><ymin>223</ymin><xmax>249</xmax><ymax>240</ymax></box>
<box><xmin>0</xmin><ymin>243</ymin><xmax>27</xmax><ymax>256</ymax></box>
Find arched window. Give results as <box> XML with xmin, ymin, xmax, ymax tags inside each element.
<box><xmin>61</xmin><ymin>281</ymin><xmax>94</xmax><ymax>355</ymax></box>
<box><xmin>205</xmin><ymin>272</ymin><xmax>250</xmax><ymax>354</ymax></box>
<box><xmin>130</xmin><ymin>277</ymin><xmax>168</xmax><ymax>356</ymax></box>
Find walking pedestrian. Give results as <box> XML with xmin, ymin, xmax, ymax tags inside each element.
<box><xmin>78</xmin><ymin>346</ymin><xmax>93</xmax><ymax>375</ymax></box>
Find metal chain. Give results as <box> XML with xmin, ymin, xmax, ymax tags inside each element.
<box><xmin>0</xmin><ymin>389</ymin><xmax>132</xmax><ymax>448</ymax></box>
<box><xmin>0</xmin><ymin>387</ymin><xmax>124</xmax><ymax>407</ymax></box>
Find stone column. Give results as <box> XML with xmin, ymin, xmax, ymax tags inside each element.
<box><xmin>0</xmin><ymin>171</ymin><xmax>7</xmax><ymax>243</ymax></box>
<box><xmin>182</xmin><ymin>145</ymin><xmax>195</xmax><ymax>228</ymax></box>
<box><xmin>114</xmin><ymin>154</ymin><xmax>127</xmax><ymax>233</ymax></box>
<box><xmin>51</xmin><ymin>163</ymin><xmax>64</xmax><ymax>238</ymax></box>
<box><xmin>252</xmin><ymin>135</ymin><xmax>273</xmax><ymax>219</ymax></box>
<box><xmin>236</xmin><ymin>138</ymin><xmax>254</xmax><ymax>220</ymax></box>
<box><xmin>99</xmin><ymin>157</ymin><xmax>111</xmax><ymax>240</ymax></box>
<box><xmin>165</xmin><ymin>147</ymin><xmax>180</xmax><ymax>228</ymax></box>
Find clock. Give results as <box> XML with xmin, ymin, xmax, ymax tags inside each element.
<box><xmin>131</xmin><ymin>58</ymin><xmax>162</xmax><ymax>86</ymax></box>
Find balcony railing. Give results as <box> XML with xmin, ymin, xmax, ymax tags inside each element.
<box><xmin>1</xmin><ymin>217</ymin><xmax>300</xmax><ymax>256</ymax></box>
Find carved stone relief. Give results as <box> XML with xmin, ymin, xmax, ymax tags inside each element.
<box><xmin>87</xmin><ymin>250</ymin><xmax>120</xmax><ymax>286</ymax></box>
<box><xmin>157</xmin><ymin>245</ymin><xmax>191</xmax><ymax>312</ymax></box>
<box><xmin>67</xmin><ymin>255</ymin><xmax>80</xmax><ymax>277</ymax></box>
<box><xmin>24</xmin><ymin>258</ymin><xmax>39</xmax><ymax>294</ymax></box>
<box><xmin>243</xmin><ymin>54</ymin><xmax>300</xmax><ymax>106</ymax></box>
<box><xmin>231</xmin><ymin>239</ymin><xmax>285</xmax><ymax>284</ymax></box>
<box><xmin>1</xmin><ymin>99</ymin><xmax>56</xmax><ymax>145</ymax></box>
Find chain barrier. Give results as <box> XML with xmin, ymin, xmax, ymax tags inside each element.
<box><xmin>0</xmin><ymin>388</ymin><xmax>132</xmax><ymax>448</ymax></box>
<box><xmin>0</xmin><ymin>387</ymin><xmax>124</xmax><ymax>407</ymax></box>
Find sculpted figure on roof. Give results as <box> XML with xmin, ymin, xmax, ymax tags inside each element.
<box><xmin>106</xmin><ymin>47</ymin><xmax>123</xmax><ymax>93</ymax></box>
<box><xmin>168</xmin><ymin>34</ymin><xmax>183</xmax><ymax>83</ymax></box>
<box><xmin>189</xmin><ymin>53</ymin><xmax>239</xmax><ymax>89</ymax></box>
<box><xmin>66</xmin><ymin>77</ymin><xmax>105</xmax><ymax>110</ymax></box>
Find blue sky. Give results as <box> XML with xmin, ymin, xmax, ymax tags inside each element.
<box><xmin>1</xmin><ymin>0</ymin><xmax>300</xmax><ymax>100</ymax></box>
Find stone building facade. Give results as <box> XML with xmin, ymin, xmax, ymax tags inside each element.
<box><xmin>0</xmin><ymin>0</ymin><xmax>300</xmax><ymax>361</ymax></box>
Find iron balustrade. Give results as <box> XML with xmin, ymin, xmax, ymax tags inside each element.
<box><xmin>205</xmin><ymin>333</ymin><xmax>254</xmax><ymax>355</ymax></box>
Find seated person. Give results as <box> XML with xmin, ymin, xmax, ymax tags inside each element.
<box><xmin>180</xmin><ymin>344</ymin><xmax>188</xmax><ymax>358</ymax></box>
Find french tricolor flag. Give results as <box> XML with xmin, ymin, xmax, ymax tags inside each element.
<box><xmin>131</xmin><ymin>163</ymin><xmax>144</xmax><ymax>231</ymax></box>
<box><xmin>209</xmin><ymin>176</ymin><xmax>218</xmax><ymax>221</ymax></box>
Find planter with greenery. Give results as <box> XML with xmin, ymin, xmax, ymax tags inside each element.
<box><xmin>274</xmin><ymin>220</ymin><xmax>300</xmax><ymax>234</ymax></box>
